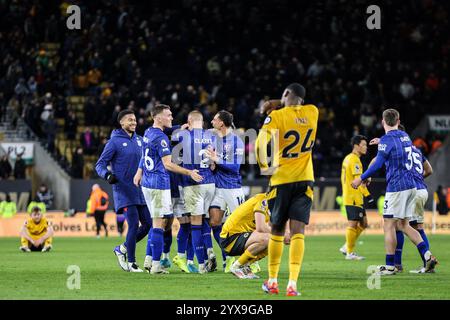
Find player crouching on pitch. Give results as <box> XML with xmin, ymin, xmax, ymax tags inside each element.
<box><xmin>19</xmin><ymin>206</ymin><xmax>54</xmax><ymax>252</ymax></box>
<box><xmin>220</xmin><ymin>192</ymin><xmax>281</xmax><ymax>279</ymax></box>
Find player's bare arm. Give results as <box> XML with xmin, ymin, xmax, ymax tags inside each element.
<box><xmin>259</xmin><ymin>99</ymin><xmax>282</xmax><ymax>115</ymax></box>
<box><xmin>423</xmin><ymin>160</ymin><xmax>433</xmax><ymax>178</ymax></box>
<box><xmin>162</xmin><ymin>155</ymin><xmax>203</xmax><ymax>182</ymax></box>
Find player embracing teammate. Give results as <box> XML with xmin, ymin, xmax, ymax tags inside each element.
<box><xmin>352</xmin><ymin>108</ymin><xmax>438</xmax><ymax>275</ymax></box>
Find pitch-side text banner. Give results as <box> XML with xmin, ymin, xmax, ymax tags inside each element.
<box><xmin>1</xmin><ymin>211</ymin><xmax>450</xmax><ymax>237</ymax></box>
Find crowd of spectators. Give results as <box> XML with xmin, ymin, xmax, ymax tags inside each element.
<box><xmin>0</xmin><ymin>0</ymin><xmax>449</xmax><ymax>178</ymax></box>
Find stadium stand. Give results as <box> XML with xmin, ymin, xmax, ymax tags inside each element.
<box><xmin>0</xmin><ymin>0</ymin><xmax>449</xmax><ymax>179</ymax></box>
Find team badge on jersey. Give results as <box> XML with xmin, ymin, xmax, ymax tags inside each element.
<box><xmin>123</xmin><ymin>143</ymin><xmax>127</xmax><ymax>147</ymax></box>
<box><xmin>161</xmin><ymin>140</ymin><xmax>168</xmax><ymax>148</ymax></box>
<box><xmin>261</xmin><ymin>199</ymin><xmax>268</xmax><ymax>209</ymax></box>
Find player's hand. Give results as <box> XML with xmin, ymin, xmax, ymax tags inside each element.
<box><xmin>133</xmin><ymin>171</ymin><xmax>142</xmax><ymax>187</ymax></box>
<box><xmin>205</xmin><ymin>149</ymin><xmax>219</xmax><ymax>163</ymax></box>
<box><xmin>369</xmin><ymin>138</ymin><xmax>380</xmax><ymax>145</ymax></box>
<box><xmin>259</xmin><ymin>99</ymin><xmax>281</xmax><ymax>115</ymax></box>
<box><xmin>29</xmin><ymin>239</ymin><xmax>36</xmax><ymax>246</ymax></box>
<box><xmin>189</xmin><ymin>169</ymin><xmax>203</xmax><ymax>183</ymax></box>
<box><xmin>362</xmin><ymin>177</ymin><xmax>372</xmax><ymax>187</ymax></box>
<box><xmin>351</xmin><ymin>177</ymin><xmax>362</xmax><ymax>189</ymax></box>
<box><xmin>106</xmin><ymin>172</ymin><xmax>118</xmax><ymax>184</ymax></box>
<box><xmin>181</xmin><ymin>123</ymin><xmax>189</xmax><ymax>130</ymax></box>
<box><xmin>34</xmin><ymin>238</ymin><xmax>42</xmax><ymax>246</ymax></box>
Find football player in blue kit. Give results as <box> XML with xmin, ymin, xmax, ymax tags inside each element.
<box><xmin>96</xmin><ymin>110</ymin><xmax>151</xmax><ymax>272</ymax></box>
<box><xmin>352</xmin><ymin>109</ymin><xmax>438</xmax><ymax>275</ymax></box>
<box><xmin>133</xmin><ymin>105</ymin><xmax>203</xmax><ymax>274</ymax></box>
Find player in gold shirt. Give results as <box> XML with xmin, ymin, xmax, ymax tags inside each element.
<box><xmin>220</xmin><ymin>192</ymin><xmax>276</xmax><ymax>279</ymax></box>
<box><xmin>340</xmin><ymin>135</ymin><xmax>373</xmax><ymax>260</ymax></box>
<box><xmin>20</xmin><ymin>206</ymin><xmax>54</xmax><ymax>252</ymax></box>
<box><xmin>255</xmin><ymin>83</ymin><xmax>318</xmax><ymax>296</ymax></box>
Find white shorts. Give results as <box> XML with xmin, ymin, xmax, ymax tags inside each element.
<box><xmin>411</xmin><ymin>189</ymin><xmax>428</xmax><ymax>224</ymax></box>
<box><xmin>383</xmin><ymin>188</ymin><xmax>417</xmax><ymax>220</ymax></box>
<box><xmin>142</xmin><ymin>187</ymin><xmax>173</xmax><ymax>218</ymax></box>
<box><xmin>209</xmin><ymin>187</ymin><xmax>245</xmax><ymax>222</ymax></box>
<box><xmin>172</xmin><ymin>197</ymin><xmax>188</xmax><ymax>217</ymax></box>
<box><xmin>183</xmin><ymin>184</ymin><xmax>216</xmax><ymax>216</ymax></box>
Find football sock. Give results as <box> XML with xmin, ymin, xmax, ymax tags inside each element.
<box><xmin>212</xmin><ymin>224</ymin><xmax>227</xmax><ymax>261</ymax></box>
<box><xmin>202</xmin><ymin>219</ymin><xmax>213</xmax><ymax>251</ymax></box>
<box><xmin>416</xmin><ymin>241</ymin><xmax>429</xmax><ymax>267</ymax></box>
<box><xmin>394</xmin><ymin>231</ymin><xmax>404</xmax><ymax>266</ymax></box>
<box><xmin>150</xmin><ymin>228</ymin><xmax>164</xmax><ymax>262</ymax></box>
<box><xmin>177</xmin><ymin>223</ymin><xmax>190</xmax><ymax>255</ymax></box>
<box><xmin>289</xmin><ymin>234</ymin><xmax>305</xmax><ymax>284</ymax></box>
<box><xmin>386</xmin><ymin>254</ymin><xmax>395</xmax><ymax>267</ymax></box>
<box><xmin>268</xmin><ymin>235</ymin><xmax>284</xmax><ymax>280</ymax></box>
<box><xmin>237</xmin><ymin>249</ymin><xmax>257</xmax><ymax>266</ymax></box>
<box><xmin>418</xmin><ymin>229</ymin><xmax>430</xmax><ymax>249</ymax></box>
<box><xmin>187</xmin><ymin>233</ymin><xmax>194</xmax><ymax>261</ymax></box>
<box><xmin>346</xmin><ymin>227</ymin><xmax>358</xmax><ymax>253</ymax></box>
<box><xmin>146</xmin><ymin>228</ymin><xmax>153</xmax><ymax>256</ymax></box>
<box><xmin>163</xmin><ymin>228</ymin><xmax>172</xmax><ymax>255</ymax></box>
<box><xmin>191</xmin><ymin>225</ymin><xmax>205</xmax><ymax>264</ymax></box>
<box><xmin>247</xmin><ymin>251</ymin><xmax>267</xmax><ymax>265</ymax></box>
<box><xmin>356</xmin><ymin>225</ymin><xmax>365</xmax><ymax>238</ymax></box>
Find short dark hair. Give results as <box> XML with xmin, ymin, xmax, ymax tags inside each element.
<box><xmin>382</xmin><ymin>108</ymin><xmax>400</xmax><ymax>127</ymax></box>
<box><xmin>351</xmin><ymin>135</ymin><xmax>368</xmax><ymax>147</ymax></box>
<box><xmin>286</xmin><ymin>83</ymin><xmax>306</xmax><ymax>99</ymax></box>
<box><xmin>31</xmin><ymin>206</ymin><xmax>41</xmax><ymax>213</ymax></box>
<box><xmin>117</xmin><ymin>110</ymin><xmax>135</xmax><ymax>123</ymax></box>
<box><xmin>217</xmin><ymin>110</ymin><xmax>234</xmax><ymax>128</ymax></box>
<box><xmin>151</xmin><ymin>104</ymin><xmax>170</xmax><ymax>118</ymax></box>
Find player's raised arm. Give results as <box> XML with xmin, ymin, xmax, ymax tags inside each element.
<box><xmin>259</xmin><ymin>99</ymin><xmax>282</xmax><ymax>115</ymax></box>
<box><xmin>353</xmin><ymin>133</ymin><xmax>393</xmax><ymax>189</ymax></box>
<box><xmin>255</xmin><ymin>113</ymin><xmax>278</xmax><ymax>173</ymax></box>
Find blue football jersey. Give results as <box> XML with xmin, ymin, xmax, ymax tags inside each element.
<box><xmin>213</xmin><ymin>131</ymin><xmax>244</xmax><ymax>189</ymax></box>
<box><xmin>411</xmin><ymin>146</ymin><xmax>427</xmax><ymax>190</ymax></box>
<box><xmin>173</xmin><ymin>128</ymin><xmax>215</xmax><ymax>187</ymax></box>
<box><xmin>140</xmin><ymin>127</ymin><xmax>171</xmax><ymax>190</ymax></box>
<box><xmin>376</xmin><ymin>130</ymin><xmax>416</xmax><ymax>192</ymax></box>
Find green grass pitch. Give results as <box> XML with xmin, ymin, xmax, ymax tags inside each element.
<box><xmin>1</xmin><ymin>235</ymin><xmax>449</xmax><ymax>300</ymax></box>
